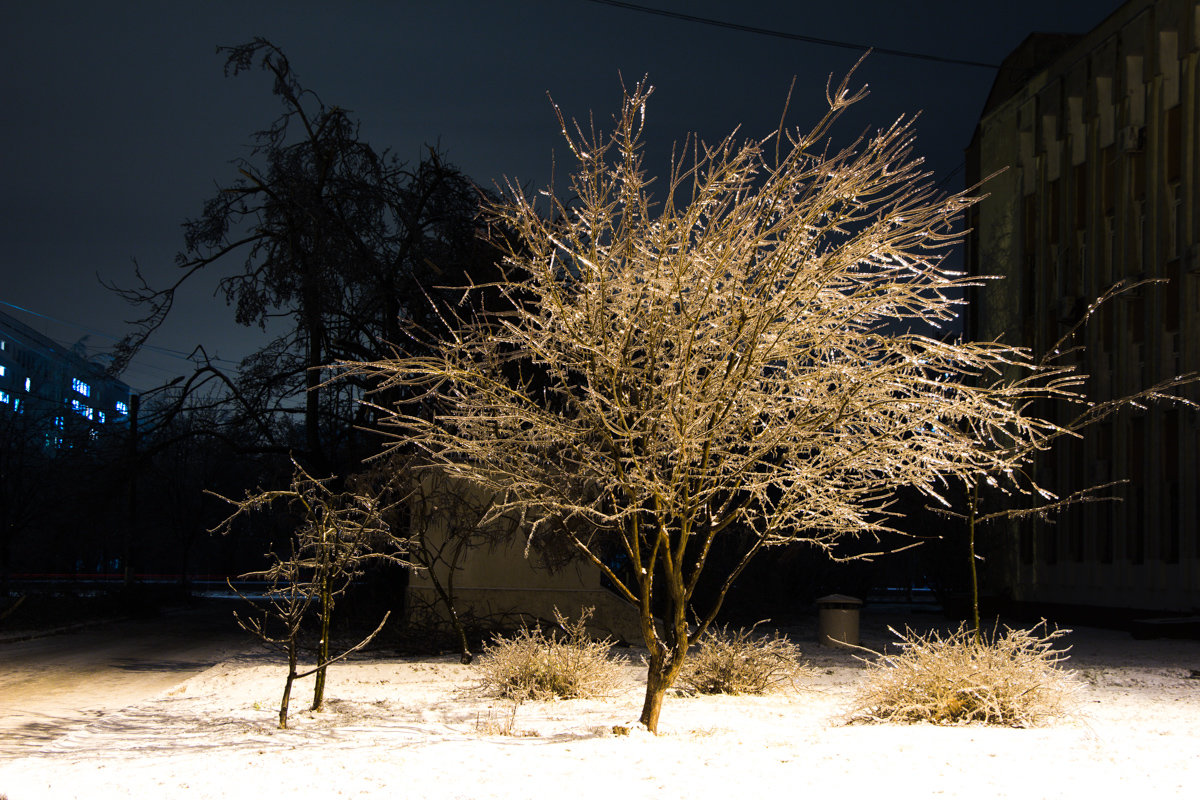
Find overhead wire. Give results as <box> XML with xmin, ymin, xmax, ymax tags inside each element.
<box><xmin>0</xmin><ymin>299</ymin><xmax>243</xmax><ymax>371</ymax></box>
<box><xmin>580</xmin><ymin>0</ymin><xmax>1001</xmax><ymax>69</ymax></box>
<box><xmin>582</xmin><ymin>1</ymin><xmax>982</xmax><ymax>197</ymax></box>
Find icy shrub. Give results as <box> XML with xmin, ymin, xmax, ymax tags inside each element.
<box><xmin>848</xmin><ymin>621</ymin><xmax>1078</xmax><ymax>727</ymax></box>
<box><xmin>678</xmin><ymin>624</ymin><xmax>808</xmax><ymax>695</ymax></box>
<box><xmin>475</xmin><ymin>608</ymin><xmax>626</xmax><ymax>701</ymax></box>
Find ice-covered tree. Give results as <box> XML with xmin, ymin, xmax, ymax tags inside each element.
<box><xmin>349</xmin><ymin>69</ymin><xmax>1086</xmax><ymax>733</ymax></box>
<box><xmin>212</xmin><ymin>459</ymin><xmax>402</xmax><ymax>726</ymax></box>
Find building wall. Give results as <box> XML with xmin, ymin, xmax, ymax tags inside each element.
<box><xmin>967</xmin><ymin>0</ymin><xmax>1200</xmax><ymax>611</ymax></box>
<box><xmin>406</xmin><ymin>469</ymin><xmax>645</xmax><ymax>644</ymax></box>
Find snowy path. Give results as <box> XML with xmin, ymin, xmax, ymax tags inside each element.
<box><xmin>0</xmin><ymin>604</ymin><xmax>250</xmax><ymax>757</ymax></box>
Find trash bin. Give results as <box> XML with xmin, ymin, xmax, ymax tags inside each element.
<box><xmin>816</xmin><ymin>594</ymin><xmax>863</xmax><ymax>647</ymax></box>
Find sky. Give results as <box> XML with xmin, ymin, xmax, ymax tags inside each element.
<box><xmin>1</xmin><ymin>0</ymin><xmax>1124</xmax><ymax>393</ymax></box>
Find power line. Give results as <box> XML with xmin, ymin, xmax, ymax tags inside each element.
<box><xmin>581</xmin><ymin>0</ymin><xmax>1000</xmax><ymax>69</ymax></box>
<box><xmin>0</xmin><ymin>299</ymin><xmax>241</xmax><ymax>369</ymax></box>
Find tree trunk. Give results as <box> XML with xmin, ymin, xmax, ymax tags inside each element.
<box><xmin>280</xmin><ymin>639</ymin><xmax>299</xmax><ymax>729</ymax></box>
<box><xmin>968</xmin><ymin>485</ymin><xmax>981</xmax><ymax>642</ymax></box>
<box><xmin>639</xmin><ymin>655</ymin><xmax>669</xmax><ymax>733</ymax></box>
<box><xmin>312</xmin><ymin>564</ymin><xmax>331</xmax><ymax>710</ymax></box>
<box><xmin>636</xmin><ymin>585</ymin><xmax>690</xmax><ymax>734</ymax></box>
<box><xmin>638</xmin><ymin>638</ymin><xmax>690</xmax><ymax>734</ymax></box>
<box><xmin>301</xmin><ymin>269</ymin><xmax>325</xmax><ymax>472</ymax></box>
<box><xmin>305</xmin><ymin>313</ymin><xmax>323</xmax><ymax>469</ymax></box>
<box><xmin>425</xmin><ymin>558</ymin><xmax>471</xmax><ymax>664</ymax></box>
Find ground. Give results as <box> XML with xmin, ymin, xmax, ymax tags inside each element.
<box><xmin>0</xmin><ymin>601</ymin><xmax>248</xmax><ymax>755</ymax></box>
<box><xmin>1</xmin><ymin>605</ymin><xmax>1198</xmax><ymax>799</ymax></box>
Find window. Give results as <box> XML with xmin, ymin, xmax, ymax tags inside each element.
<box><xmin>115</xmin><ymin>400</ymin><xmax>128</xmax><ymax>415</ymax></box>
<box><xmin>72</xmin><ymin>378</ymin><xmax>91</xmax><ymax>397</ymax></box>
<box><xmin>70</xmin><ymin>398</ymin><xmax>93</xmax><ymax>420</ymax></box>
<box><xmin>0</xmin><ymin>391</ymin><xmax>9</xmax><ymax>404</ymax></box>
<box><xmin>98</xmin><ymin>411</ymin><xmax>105</xmax><ymax>424</ymax></box>
<box><xmin>0</xmin><ymin>365</ymin><xmax>5</xmax><ymax>377</ymax></box>
<box><xmin>0</xmin><ymin>338</ymin><xmax>5</xmax><ymax>350</ymax></box>
<box><xmin>24</xmin><ymin>377</ymin><xmax>31</xmax><ymax>392</ymax></box>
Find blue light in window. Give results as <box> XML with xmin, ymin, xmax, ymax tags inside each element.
<box><xmin>24</xmin><ymin>377</ymin><xmax>31</xmax><ymax>392</ymax></box>
<box><xmin>72</xmin><ymin>378</ymin><xmax>91</xmax><ymax>397</ymax></box>
<box><xmin>0</xmin><ymin>391</ymin><xmax>9</xmax><ymax>404</ymax></box>
<box><xmin>116</xmin><ymin>400</ymin><xmax>128</xmax><ymax>415</ymax></box>
<box><xmin>70</xmin><ymin>399</ymin><xmax>93</xmax><ymax>419</ymax></box>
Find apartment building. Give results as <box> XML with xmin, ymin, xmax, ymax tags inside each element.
<box><xmin>0</xmin><ymin>308</ymin><xmax>133</xmax><ymax>447</ymax></box>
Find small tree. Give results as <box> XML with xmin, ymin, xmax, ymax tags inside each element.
<box><xmin>395</xmin><ymin>458</ymin><xmax>520</xmax><ymax>663</ymax></box>
<box><xmin>213</xmin><ymin>458</ymin><xmax>402</xmax><ymax>723</ymax></box>
<box><xmin>944</xmin><ymin>281</ymin><xmax>1197</xmax><ymax>636</ymax></box>
<box><xmin>349</xmin><ymin>69</ymin><xmax>1092</xmax><ymax>733</ymax></box>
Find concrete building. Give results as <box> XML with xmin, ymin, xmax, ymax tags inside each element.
<box><xmin>406</xmin><ymin>468</ymin><xmax>644</xmax><ymax>644</ymax></box>
<box><xmin>966</xmin><ymin>0</ymin><xmax>1199</xmax><ymax>611</ymax></box>
<box><xmin>0</xmin><ymin>308</ymin><xmax>133</xmax><ymax>447</ymax></box>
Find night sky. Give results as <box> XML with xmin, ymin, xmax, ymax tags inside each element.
<box><xmin>2</xmin><ymin>0</ymin><xmax>1122</xmax><ymax>392</ymax></box>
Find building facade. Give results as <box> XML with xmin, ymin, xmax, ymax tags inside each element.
<box><xmin>966</xmin><ymin>0</ymin><xmax>1200</xmax><ymax>610</ymax></box>
<box><xmin>406</xmin><ymin>468</ymin><xmax>644</xmax><ymax>644</ymax></box>
<box><xmin>0</xmin><ymin>309</ymin><xmax>133</xmax><ymax>447</ymax></box>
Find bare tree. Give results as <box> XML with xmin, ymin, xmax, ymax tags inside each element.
<box><xmin>396</xmin><ymin>458</ymin><xmax>520</xmax><ymax>663</ymax></box>
<box><xmin>940</xmin><ymin>280</ymin><xmax>1197</xmax><ymax>636</ymax></box>
<box><xmin>111</xmin><ymin>39</ymin><xmax>499</xmax><ymax>474</ymax></box>
<box><xmin>347</xmin><ymin>70</ymin><xmax>1092</xmax><ymax>733</ymax></box>
<box><xmin>212</xmin><ymin>458</ymin><xmax>403</xmax><ymax>722</ymax></box>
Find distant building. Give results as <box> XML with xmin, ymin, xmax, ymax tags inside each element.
<box><xmin>966</xmin><ymin>0</ymin><xmax>1199</xmax><ymax>610</ymax></box>
<box><xmin>0</xmin><ymin>308</ymin><xmax>133</xmax><ymax>447</ymax></box>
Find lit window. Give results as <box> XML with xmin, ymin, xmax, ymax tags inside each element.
<box><xmin>115</xmin><ymin>400</ymin><xmax>128</xmax><ymax>415</ymax></box>
<box><xmin>72</xmin><ymin>378</ymin><xmax>91</xmax><ymax>397</ymax></box>
<box><xmin>70</xmin><ymin>399</ymin><xmax>93</xmax><ymax>419</ymax></box>
<box><xmin>98</xmin><ymin>411</ymin><xmax>105</xmax><ymax>423</ymax></box>
<box><xmin>0</xmin><ymin>365</ymin><xmax>5</xmax><ymax>377</ymax></box>
<box><xmin>54</xmin><ymin>415</ymin><xmax>64</xmax><ymax>430</ymax></box>
<box><xmin>24</xmin><ymin>377</ymin><xmax>31</xmax><ymax>392</ymax></box>
<box><xmin>0</xmin><ymin>391</ymin><xmax>9</xmax><ymax>404</ymax></box>
<box><xmin>0</xmin><ymin>339</ymin><xmax>5</xmax><ymax>350</ymax></box>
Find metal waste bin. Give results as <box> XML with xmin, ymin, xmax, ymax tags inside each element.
<box><xmin>816</xmin><ymin>594</ymin><xmax>862</xmax><ymax>647</ymax></box>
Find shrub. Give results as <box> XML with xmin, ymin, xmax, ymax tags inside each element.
<box><xmin>678</xmin><ymin>624</ymin><xmax>808</xmax><ymax>695</ymax></box>
<box><xmin>473</xmin><ymin>701</ymin><xmax>538</xmax><ymax>737</ymax></box>
<box><xmin>848</xmin><ymin>621</ymin><xmax>1078</xmax><ymax>727</ymax></box>
<box><xmin>475</xmin><ymin>608</ymin><xmax>626</xmax><ymax>701</ymax></box>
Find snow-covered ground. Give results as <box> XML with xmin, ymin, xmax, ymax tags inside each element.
<box><xmin>3</xmin><ymin>612</ymin><xmax>1198</xmax><ymax>799</ymax></box>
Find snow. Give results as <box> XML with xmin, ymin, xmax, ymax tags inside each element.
<box><xmin>3</xmin><ymin>614</ymin><xmax>1199</xmax><ymax>799</ymax></box>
